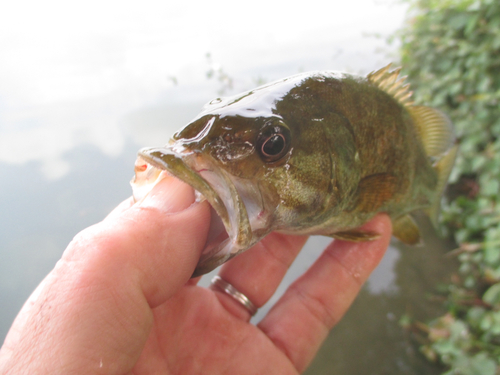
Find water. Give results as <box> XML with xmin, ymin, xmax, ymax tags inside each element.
<box><xmin>304</xmin><ymin>222</ymin><xmax>456</xmax><ymax>374</ymax></box>
<box><xmin>0</xmin><ymin>93</ymin><xmax>457</xmax><ymax>374</ymax></box>
<box><xmin>0</xmin><ymin>140</ymin><xmax>457</xmax><ymax>374</ymax></box>
<box><xmin>0</xmin><ymin>0</ymin><xmax>459</xmax><ymax>372</ymax></box>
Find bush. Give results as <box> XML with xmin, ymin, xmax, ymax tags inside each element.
<box><xmin>396</xmin><ymin>0</ymin><xmax>500</xmax><ymax>372</ymax></box>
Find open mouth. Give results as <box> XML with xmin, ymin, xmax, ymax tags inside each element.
<box><xmin>132</xmin><ymin>146</ymin><xmax>254</xmax><ymax>276</ymax></box>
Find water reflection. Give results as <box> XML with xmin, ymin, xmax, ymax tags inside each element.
<box><xmin>305</xmin><ymin>217</ymin><xmax>457</xmax><ymax>374</ymax></box>
<box><xmin>1</xmin><ymin>1</ymin><xmax>456</xmax><ymax>372</ymax></box>
<box><xmin>367</xmin><ymin>245</ymin><xmax>400</xmax><ymax>295</ymax></box>
<box><xmin>0</xmin><ymin>102</ymin><xmax>457</xmax><ymax>373</ymax></box>
<box><xmin>0</xmin><ymin>86</ymin><xmax>209</xmax><ymax>180</ymax></box>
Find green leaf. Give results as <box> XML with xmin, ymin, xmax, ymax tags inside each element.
<box><xmin>466</xmin><ymin>353</ymin><xmax>496</xmax><ymax>375</ymax></box>
<box><xmin>395</xmin><ymin>0</ymin><xmax>500</xmax><ymax>371</ymax></box>
<box><xmin>466</xmin><ymin>306</ymin><xmax>485</xmax><ymax>327</ymax></box>
<box><xmin>481</xmin><ymin>179</ymin><xmax>499</xmax><ymax>196</ymax></box>
<box><xmin>490</xmin><ymin>311</ymin><xmax>500</xmax><ymax>334</ymax></box>
<box><xmin>483</xmin><ymin>244</ymin><xmax>500</xmax><ymax>265</ymax></box>
<box><xmin>483</xmin><ymin>283</ymin><xmax>500</xmax><ymax>305</ymax></box>
<box><xmin>447</xmin><ymin>13</ymin><xmax>470</xmax><ymax>29</ymax></box>
<box><xmin>464</xmin><ymin>13</ymin><xmax>480</xmax><ymax>35</ymax></box>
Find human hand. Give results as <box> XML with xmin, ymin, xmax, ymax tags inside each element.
<box><xmin>0</xmin><ymin>175</ymin><xmax>391</xmax><ymax>374</ymax></box>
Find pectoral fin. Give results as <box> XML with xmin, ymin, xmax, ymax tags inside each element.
<box><xmin>367</xmin><ymin>64</ymin><xmax>414</xmax><ymax>107</ymax></box>
<box><xmin>350</xmin><ymin>173</ymin><xmax>397</xmax><ymax>213</ymax></box>
<box><xmin>392</xmin><ymin>214</ymin><xmax>422</xmax><ymax>245</ymax></box>
<box><xmin>328</xmin><ymin>230</ymin><xmax>381</xmax><ymax>242</ymax></box>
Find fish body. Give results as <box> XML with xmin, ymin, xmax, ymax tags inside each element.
<box><xmin>132</xmin><ymin>65</ymin><xmax>457</xmax><ymax>276</ymax></box>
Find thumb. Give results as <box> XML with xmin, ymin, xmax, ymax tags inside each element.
<box><xmin>137</xmin><ymin>173</ymin><xmax>200</xmax><ymax>214</ymax></box>
<box><xmin>75</xmin><ymin>174</ymin><xmax>211</xmax><ymax>307</ymax></box>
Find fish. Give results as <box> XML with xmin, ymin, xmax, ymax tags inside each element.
<box><xmin>131</xmin><ymin>64</ymin><xmax>457</xmax><ymax>277</ymax></box>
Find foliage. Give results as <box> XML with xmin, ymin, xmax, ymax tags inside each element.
<box><xmin>396</xmin><ymin>0</ymin><xmax>500</xmax><ymax>372</ymax></box>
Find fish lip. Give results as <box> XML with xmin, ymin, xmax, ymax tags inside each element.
<box><xmin>138</xmin><ymin>146</ymin><xmax>253</xmax><ymax>276</ymax></box>
<box><xmin>138</xmin><ymin>146</ymin><xmax>230</xmax><ymax>226</ymax></box>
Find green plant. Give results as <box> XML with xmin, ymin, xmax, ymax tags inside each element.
<box><xmin>395</xmin><ymin>0</ymin><xmax>500</xmax><ymax>372</ymax></box>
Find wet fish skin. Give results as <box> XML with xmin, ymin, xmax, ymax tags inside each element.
<box><xmin>134</xmin><ymin>65</ymin><xmax>456</xmax><ymax>276</ymax></box>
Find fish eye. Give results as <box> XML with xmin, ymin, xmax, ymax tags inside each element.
<box><xmin>257</xmin><ymin>125</ymin><xmax>290</xmax><ymax>162</ymax></box>
<box><xmin>262</xmin><ymin>134</ymin><xmax>285</xmax><ymax>156</ymax></box>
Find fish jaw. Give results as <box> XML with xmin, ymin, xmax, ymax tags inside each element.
<box><xmin>135</xmin><ymin>146</ymin><xmax>264</xmax><ymax>276</ymax></box>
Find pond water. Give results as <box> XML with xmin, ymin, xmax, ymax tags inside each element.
<box><xmin>0</xmin><ymin>0</ymin><xmax>459</xmax><ymax>373</ymax></box>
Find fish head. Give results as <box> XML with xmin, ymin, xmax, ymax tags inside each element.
<box><xmin>132</xmin><ymin>73</ymin><xmax>353</xmax><ymax>276</ymax></box>
<box><xmin>134</xmin><ymin>108</ymin><xmax>294</xmax><ymax>276</ymax></box>
<box><xmin>171</xmin><ymin>113</ymin><xmax>292</xmax><ymax>179</ymax></box>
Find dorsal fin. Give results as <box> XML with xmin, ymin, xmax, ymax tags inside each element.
<box><xmin>367</xmin><ymin>63</ymin><xmax>414</xmax><ymax>107</ymax></box>
<box><xmin>408</xmin><ymin>106</ymin><xmax>455</xmax><ymax>158</ymax></box>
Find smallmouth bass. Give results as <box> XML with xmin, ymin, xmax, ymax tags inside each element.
<box><xmin>131</xmin><ymin>64</ymin><xmax>457</xmax><ymax>277</ymax></box>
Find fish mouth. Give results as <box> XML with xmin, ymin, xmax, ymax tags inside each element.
<box><xmin>133</xmin><ymin>146</ymin><xmax>258</xmax><ymax>277</ymax></box>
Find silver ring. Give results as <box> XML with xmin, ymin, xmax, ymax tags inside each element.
<box><xmin>209</xmin><ymin>275</ymin><xmax>258</xmax><ymax>316</ymax></box>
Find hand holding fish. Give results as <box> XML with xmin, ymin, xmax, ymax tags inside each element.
<box><xmin>0</xmin><ymin>176</ymin><xmax>391</xmax><ymax>374</ymax></box>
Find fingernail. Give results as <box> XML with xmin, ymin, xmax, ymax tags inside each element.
<box><xmin>140</xmin><ymin>174</ymin><xmax>195</xmax><ymax>213</ymax></box>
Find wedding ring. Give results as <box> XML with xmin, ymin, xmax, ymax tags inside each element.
<box><xmin>209</xmin><ymin>275</ymin><xmax>258</xmax><ymax>316</ymax></box>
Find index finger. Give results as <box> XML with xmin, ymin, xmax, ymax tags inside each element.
<box><xmin>258</xmin><ymin>214</ymin><xmax>392</xmax><ymax>372</ymax></box>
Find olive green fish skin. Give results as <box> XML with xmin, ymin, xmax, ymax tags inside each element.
<box><xmin>274</xmin><ymin>74</ymin><xmax>437</xmax><ymax>233</ymax></box>
<box><xmin>175</xmin><ymin>73</ymin><xmax>434</xmax><ymax>230</ymax></box>
<box><xmin>137</xmin><ymin>67</ymin><xmax>455</xmax><ymax>275</ymax></box>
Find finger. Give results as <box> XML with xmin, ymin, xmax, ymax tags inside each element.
<box><xmin>65</xmin><ymin>175</ymin><xmax>211</xmax><ymax>306</ymax></box>
<box><xmin>215</xmin><ymin>233</ymin><xmax>309</xmax><ymax>320</ymax></box>
<box><xmin>104</xmin><ymin>196</ymin><xmax>135</xmax><ymax>219</ymax></box>
<box><xmin>258</xmin><ymin>214</ymin><xmax>392</xmax><ymax>372</ymax></box>
<box><xmin>186</xmin><ymin>276</ymin><xmax>202</xmax><ymax>286</ymax></box>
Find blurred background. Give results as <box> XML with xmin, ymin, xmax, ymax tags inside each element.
<box><xmin>0</xmin><ymin>0</ymin><xmax>459</xmax><ymax>373</ymax></box>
